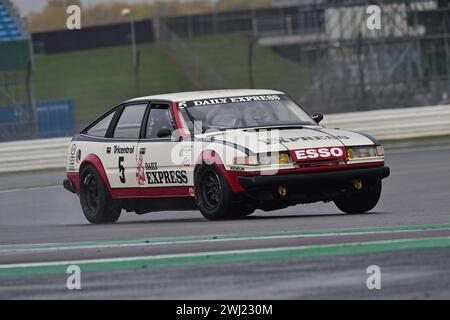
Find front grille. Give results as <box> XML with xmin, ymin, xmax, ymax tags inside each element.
<box><xmin>294</xmin><ymin>160</ymin><xmax>346</xmax><ymax>169</ymax></box>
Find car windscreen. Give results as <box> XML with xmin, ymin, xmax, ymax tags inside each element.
<box><xmin>181</xmin><ymin>94</ymin><xmax>315</xmax><ymax>130</ymax></box>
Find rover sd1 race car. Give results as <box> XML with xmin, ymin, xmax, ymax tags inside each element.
<box><xmin>64</xmin><ymin>89</ymin><xmax>390</xmax><ymax>224</ymax></box>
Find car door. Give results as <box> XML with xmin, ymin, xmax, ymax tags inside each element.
<box><xmin>104</xmin><ymin>103</ymin><xmax>147</xmax><ymax>189</ymax></box>
<box><xmin>136</xmin><ymin>102</ymin><xmax>193</xmax><ymax>191</ymax></box>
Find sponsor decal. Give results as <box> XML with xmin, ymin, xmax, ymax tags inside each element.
<box><xmin>182</xmin><ymin>144</ymin><xmax>193</xmax><ymax>166</ymax></box>
<box><xmin>145</xmin><ymin>170</ymin><xmax>188</xmax><ymax>185</ymax></box>
<box><xmin>136</xmin><ymin>156</ymin><xmax>146</xmax><ymax>185</ymax></box>
<box><xmin>291</xmin><ymin>146</ymin><xmax>347</xmax><ymax>162</ymax></box>
<box><xmin>179</xmin><ymin>95</ymin><xmax>283</xmax><ymax>108</ymax></box>
<box><xmin>142</xmin><ymin>161</ymin><xmax>188</xmax><ymax>185</ymax></box>
<box><xmin>145</xmin><ymin>162</ymin><xmax>158</xmax><ymax>171</ymax></box>
<box><xmin>262</xmin><ymin>135</ymin><xmax>350</xmax><ymax>144</ymax></box>
<box><xmin>114</xmin><ymin>146</ymin><xmax>135</xmax><ymax>154</ymax></box>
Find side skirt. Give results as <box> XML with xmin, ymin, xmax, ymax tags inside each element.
<box><xmin>119</xmin><ymin>197</ymin><xmax>197</xmax><ymax>215</ymax></box>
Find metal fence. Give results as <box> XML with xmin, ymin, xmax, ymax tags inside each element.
<box><xmin>0</xmin><ymin>0</ymin><xmax>445</xmax><ymax>144</ymax></box>
<box><xmin>32</xmin><ymin>20</ymin><xmax>154</xmax><ymax>54</ymax></box>
<box><xmin>160</xmin><ymin>5</ymin><xmax>322</xmax><ymax>38</ymax></box>
<box><xmin>159</xmin><ymin>21</ymin><xmax>225</xmax><ymax>89</ymax></box>
<box><xmin>158</xmin><ymin>0</ymin><xmax>450</xmax><ymax>114</ymax></box>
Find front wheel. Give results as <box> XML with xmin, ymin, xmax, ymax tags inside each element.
<box><xmin>80</xmin><ymin>165</ymin><xmax>121</xmax><ymax>224</ymax></box>
<box><xmin>194</xmin><ymin>165</ymin><xmax>238</xmax><ymax>221</ymax></box>
<box><xmin>334</xmin><ymin>180</ymin><xmax>382</xmax><ymax>214</ymax></box>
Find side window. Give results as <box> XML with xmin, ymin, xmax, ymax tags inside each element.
<box><xmin>86</xmin><ymin>112</ymin><xmax>115</xmax><ymax>137</ymax></box>
<box><xmin>113</xmin><ymin>104</ymin><xmax>146</xmax><ymax>139</ymax></box>
<box><xmin>146</xmin><ymin>104</ymin><xmax>174</xmax><ymax>139</ymax></box>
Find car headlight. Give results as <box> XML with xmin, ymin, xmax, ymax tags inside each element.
<box><xmin>233</xmin><ymin>155</ymin><xmax>259</xmax><ymax>166</ymax></box>
<box><xmin>347</xmin><ymin>146</ymin><xmax>379</xmax><ymax>160</ymax></box>
<box><xmin>376</xmin><ymin>145</ymin><xmax>385</xmax><ymax>156</ymax></box>
<box><xmin>233</xmin><ymin>152</ymin><xmax>292</xmax><ymax>166</ymax></box>
<box><xmin>278</xmin><ymin>152</ymin><xmax>292</xmax><ymax>165</ymax></box>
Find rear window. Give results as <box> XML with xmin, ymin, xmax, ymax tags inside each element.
<box><xmin>86</xmin><ymin>112</ymin><xmax>115</xmax><ymax>137</ymax></box>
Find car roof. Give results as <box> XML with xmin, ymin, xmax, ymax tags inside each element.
<box><xmin>126</xmin><ymin>89</ymin><xmax>285</xmax><ymax>103</ymax></box>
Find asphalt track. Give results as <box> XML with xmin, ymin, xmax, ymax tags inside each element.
<box><xmin>0</xmin><ymin>144</ymin><xmax>450</xmax><ymax>299</ymax></box>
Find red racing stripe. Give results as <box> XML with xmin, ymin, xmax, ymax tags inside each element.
<box><xmin>110</xmin><ymin>187</ymin><xmax>191</xmax><ymax>199</ymax></box>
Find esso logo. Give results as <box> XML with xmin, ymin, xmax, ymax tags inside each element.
<box><xmin>292</xmin><ymin>147</ymin><xmax>345</xmax><ymax>162</ymax></box>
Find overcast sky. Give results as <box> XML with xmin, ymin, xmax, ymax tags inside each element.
<box><xmin>11</xmin><ymin>0</ymin><xmax>157</xmax><ymax>15</ymax></box>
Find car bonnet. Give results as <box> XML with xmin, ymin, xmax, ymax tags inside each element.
<box><xmin>203</xmin><ymin>126</ymin><xmax>376</xmax><ymax>155</ymax></box>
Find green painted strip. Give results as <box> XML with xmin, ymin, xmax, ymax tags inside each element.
<box><xmin>1</xmin><ymin>236</ymin><xmax>450</xmax><ymax>277</ymax></box>
<box><xmin>1</xmin><ymin>223</ymin><xmax>450</xmax><ymax>252</ymax></box>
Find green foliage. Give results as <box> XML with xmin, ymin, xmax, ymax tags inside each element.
<box><xmin>19</xmin><ymin>35</ymin><xmax>309</xmax><ymax>127</ymax></box>
<box><xmin>33</xmin><ymin>43</ymin><xmax>195</xmax><ymax>124</ymax></box>
<box><xmin>184</xmin><ymin>35</ymin><xmax>311</xmax><ymax>103</ymax></box>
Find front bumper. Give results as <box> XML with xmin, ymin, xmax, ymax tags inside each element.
<box><xmin>238</xmin><ymin>166</ymin><xmax>390</xmax><ymax>189</ymax></box>
<box><xmin>64</xmin><ymin>172</ymin><xmax>80</xmax><ymax>194</ymax></box>
<box><xmin>63</xmin><ymin>178</ymin><xmax>75</xmax><ymax>193</ymax></box>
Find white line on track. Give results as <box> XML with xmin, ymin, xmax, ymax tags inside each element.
<box><xmin>0</xmin><ymin>185</ymin><xmax>61</xmax><ymax>194</ymax></box>
<box><xmin>1</xmin><ymin>227</ymin><xmax>450</xmax><ymax>254</ymax></box>
<box><xmin>1</xmin><ymin>237</ymin><xmax>449</xmax><ymax>269</ymax></box>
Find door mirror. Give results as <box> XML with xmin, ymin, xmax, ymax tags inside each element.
<box><xmin>312</xmin><ymin>113</ymin><xmax>324</xmax><ymax>124</ymax></box>
<box><xmin>157</xmin><ymin>127</ymin><xmax>172</xmax><ymax>138</ymax></box>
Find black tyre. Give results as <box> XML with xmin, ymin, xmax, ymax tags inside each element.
<box><xmin>80</xmin><ymin>165</ymin><xmax>121</xmax><ymax>224</ymax></box>
<box><xmin>195</xmin><ymin>165</ymin><xmax>237</xmax><ymax>221</ymax></box>
<box><xmin>334</xmin><ymin>180</ymin><xmax>382</xmax><ymax>214</ymax></box>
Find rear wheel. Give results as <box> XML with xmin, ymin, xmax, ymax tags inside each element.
<box><xmin>334</xmin><ymin>180</ymin><xmax>382</xmax><ymax>214</ymax></box>
<box><xmin>80</xmin><ymin>165</ymin><xmax>121</xmax><ymax>224</ymax></box>
<box><xmin>195</xmin><ymin>165</ymin><xmax>238</xmax><ymax>221</ymax></box>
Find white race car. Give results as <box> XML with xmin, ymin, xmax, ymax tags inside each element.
<box><xmin>64</xmin><ymin>89</ymin><xmax>390</xmax><ymax>224</ymax></box>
